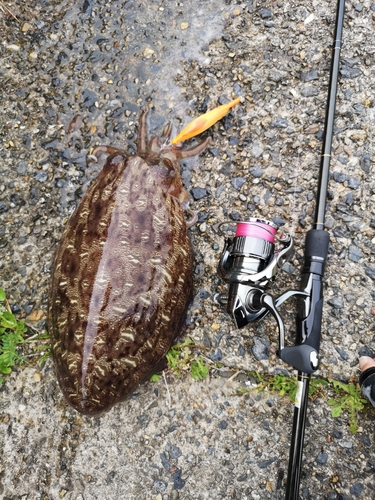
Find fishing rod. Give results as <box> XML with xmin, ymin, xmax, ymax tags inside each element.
<box><xmin>283</xmin><ymin>2</ymin><xmax>345</xmax><ymax>496</ymax></box>
<box><xmin>215</xmin><ymin>0</ymin><xmax>346</xmax><ymax>497</ymax></box>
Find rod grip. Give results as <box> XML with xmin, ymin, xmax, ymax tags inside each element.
<box><xmin>303</xmin><ymin>229</ymin><xmax>330</xmax><ymax>275</ymax></box>
<box><xmin>280</xmin><ymin>229</ymin><xmax>330</xmax><ymax>373</ymax></box>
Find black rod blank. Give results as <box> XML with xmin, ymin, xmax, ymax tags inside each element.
<box><xmin>285</xmin><ymin>374</ymin><xmax>310</xmax><ymax>499</ymax></box>
<box><xmin>314</xmin><ymin>0</ymin><xmax>346</xmax><ymax>230</ymax></box>
<box><xmin>285</xmin><ymin>1</ymin><xmax>345</xmax><ymax>498</ymax></box>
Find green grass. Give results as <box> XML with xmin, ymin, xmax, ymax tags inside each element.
<box><xmin>237</xmin><ymin>371</ymin><xmax>328</xmax><ymax>401</ymax></box>
<box><xmin>151</xmin><ymin>342</ymin><xmax>210</xmax><ymax>383</ymax></box>
<box><xmin>327</xmin><ymin>378</ymin><xmax>368</xmax><ymax>434</ymax></box>
<box><xmin>166</xmin><ymin>339</ymin><xmax>210</xmax><ymax>381</ymax></box>
<box><xmin>150</xmin><ymin>339</ymin><xmax>211</xmax><ymax>383</ymax></box>
<box><xmin>0</xmin><ymin>288</ymin><xmax>27</xmax><ymax>383</ymax></box>
<box><xmin>0</xmin><ymin>288</ymin><xmax>50</xmax><ymax>383</ymax></box>
<box><xmin>237</xmin><ymin>371</ymin><xmax>369</xmax><ymax>433</ymax></box>
<box><xmin>155</xmin><ymin>341</ymin><xmax>369</xmax><ymax>433</ymax></box>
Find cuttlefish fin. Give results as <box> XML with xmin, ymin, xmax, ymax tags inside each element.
<box><xmin>171</xmin><ymin>97</ymin><xmax>241</xmax><ymax>145</ymax></box>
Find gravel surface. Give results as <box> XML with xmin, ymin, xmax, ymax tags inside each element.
<box><xmin>1</xmin><ymin>0</ymin><xmax>375</xmax><ymax>498</ymax></box>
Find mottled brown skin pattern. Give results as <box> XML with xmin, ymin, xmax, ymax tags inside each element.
<box><xmin>49</xmin><ymin>110</ymin><xmax>211</xmax><ymax>416</ymax></box>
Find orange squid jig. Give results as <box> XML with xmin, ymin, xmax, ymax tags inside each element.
<box><xmin>171</xmin><ymin>97</ymin><xmax>241</xmax><ymax>145</ymax></box>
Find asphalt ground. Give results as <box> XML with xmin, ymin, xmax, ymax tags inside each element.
<box><xmin>1</xmin><ymin>1</ymin><xmax>375</xmax><ymax>499</ymax></box>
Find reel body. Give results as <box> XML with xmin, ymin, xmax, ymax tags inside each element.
<box><xmin>215</xmin><ymin>218</ymin><xmax>329</xmax><ymax>374</ymax></box>
<box><xmin>216</xmin><ymin>218</ymin><xmax>293</xmax><ymax>327</ymax></box>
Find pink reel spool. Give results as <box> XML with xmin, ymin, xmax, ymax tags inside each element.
<box><xmin>235</xmin><ymin>219</ymin><xmax>277</xmax><ymax>243</ymax></box>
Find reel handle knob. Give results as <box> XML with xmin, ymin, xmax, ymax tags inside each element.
<box><xmin>279</xmin><ymin>345</ymin><xmax>319</xmax><ymax>374</ymax></box>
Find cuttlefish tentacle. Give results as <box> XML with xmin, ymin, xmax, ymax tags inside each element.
<box><xmin>172</xmin><ymin>136</ymin><xmax>212</xmax><ymax>159</ymax></box>
<box><xmin>149</xmin><ymin>136</ymin><xmax>161</xmax><ymax>152</ymax></box>
<box><xmin>90</xmin><ymin>146</ymin><xmax>124</xmax><ymax>159</ymax></box>
<box><xmin>185</xmin><ymin>209</ymin><xmax>198</xmax><ymax>228</ymax></box>
<box><xmin>161</xmin><ymin>122</ymin><xmax>173</xmax><ymax>143</ymax></box>
<box><xmin>138</xmin><ymin>108</ymin><xmax>149</xmax><ymax>153</ymax></box>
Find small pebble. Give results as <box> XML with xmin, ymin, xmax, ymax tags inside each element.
<box><xmin>304</xmin><ymin>123</ymin><xmax>320</xmax><ymax>134</ymax></box>
<box><xmin>252</xmin><ymin>337</ymin><xmax>270</xmax><ymax>361</ymax></box>
<box><xmin>316</xmin><ymin>452</ymin><xmax>328</xmax><ymax>464</ymax></box>
<box><xmin>231</xmin><ymin>177</ymin><xmax>246</xmax><ymax>190</ymax></box>
<box><xmin>249</xmin><ymin>166</ymin><xmax>264</xmax><ymax>178</ymax></box>
<box><xmin>173</xmin><ymin>469</ymin><xmax>185</xmax><ymax>489</ymax></box>
<box><xmin>341</xmin><ymin>66</ymin><xmax>362</xmax><ymax>78</ymax></box>
<box><xmin>160</xmin><ymin>453</ymin><xmax>170</xmax><ymax>470</ymax></box>
<box><xmin>333</xmin><ymin>172</ymin><xmax>346</xmax><ymax>183</ymax></box>
<box><xmin>348</xmin><ymin>245</ymin><xmax>363</xmax><ymax>263</ymax></box>
<box><xmin>327</xmin><ymin>296</ymin><xmax>344</xmax><ymax>309</ymax></box>
<box><xmin>259</xmin><ymin>8</ymin><xmax>272</xmax><ymax>19</ymax></box>
<box><xmin>365</xmin><ymin>267</ymin><xmax>375</xmax><ymax>280</ymax></box>
<box><xmin>28</xmin><ymin>309</ymin><xmax>45</xmax><ymax>321</ymax></box>
<box><xmin>362</xmin><ymin>435</ymin><xmax>371</xmax><ymax>446</ymax></box>
<box><xmin>350</xmin><ymin>483</ymin><xmax>364</xmax><ymax>495</ymax></box>
<box><xmin>166</xmin><ymin>444</ymin><xmax>182</xmax><ymax>459</ymax></box>
<box><xmin>209</xmin><ymin>349</ymin><xmax>222</xmax><ymax>361</ymax></box>
<box><xmin>301</xmin><ymin>69</ymin><xmax>318</xmax><ymax>82</ymax></box>
<box><xmin>21</xmin><ymin>22</ymin><xmax>31</xmax><ymax>33</ymax></box>
<box><xmin>191</xmin><ymin>187</ymin><xmax>208</xmax><ymax>200</ymax></box>
<box><xmin>346</xmin><ymin>177</ymin><xmax>360</xmax><ymax>189</ymax></box>
<box><xmin>143</xmin><ymin>47</ymin><xmax>154</xmax><ymax>58</ymax></box>
<box><xmin>6</xmin><ymin>44</ymin><xmax>20</xmax><ymax>51</ymax></box>
<box><xmin>258</xmin><ymin>457</ymin><xmax>277</xmax><ymax>468</ymax></box>
<box><xmin>340</xmin><ymin>441</ymin><xmax>353</xmax><ymax>449</ymax></box>
<box><xmin>252</xmin><ymin>144</ymin><xmax>264</xmax><ymax>158</ymax></box>
<box><xmin>335</xmin><ymin>347</ymin><xmax>349</xmax><ymax>361</ymax></box>
<box><xmin>153</xmin><ymin>480</ymin><xmax>167</xmax><ymax>493</ymax></box>
<box><xmin>273</xmin><ymin>117</ymin><xmax>289</xmax><ymax>128</ymax></box>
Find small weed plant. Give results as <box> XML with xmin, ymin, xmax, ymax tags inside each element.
<box><xmin>238</xmin><ymin>371</ymin><xmax>368</xmax><ymax>433</ymax></box>
<box><xmin>150</xmin><ymin>339</ymin><xmax>209</xmax><ymax>383</ymax></box>
<box><xmin>157</xmin><ymin>345</ymin><xmax>368</xmax><ymax>433</ymax></box>
<box><xmin>0</xmin><ymin>288</ymin><xmax>27</xmax><ymax>383</ymax></box>
<box><xmin>327</xmin><ymin>378</ymin><xmax>368</xmax><ymax>434</ymax></box>
<box><xmin>0</xmin><ymin>288</ymin><xmax>50</xmax><ymax>383</ymax></box>
<box><xmin>238</xmin><ymin>372</ymin><xmax>328</xmax><ymax>402</ymax></box>
<box><xmin>166</xmin><ymin>340</ymin><xmax>209</xmax><ymax>380</ymax></box>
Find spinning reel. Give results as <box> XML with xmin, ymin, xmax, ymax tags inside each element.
<box><xmin>215</xmin><ymin>218</ymin><xmax>328</xmax><ymax>374</ymax></box>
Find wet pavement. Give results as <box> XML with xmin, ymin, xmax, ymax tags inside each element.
<box><xmin>1</xmin><ymin>0</ymin><xmax>375</xmax><ymax>498</ymax></box>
